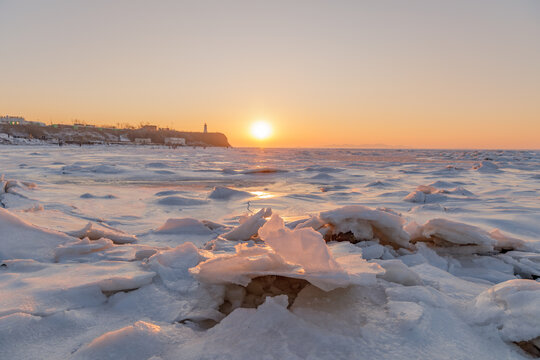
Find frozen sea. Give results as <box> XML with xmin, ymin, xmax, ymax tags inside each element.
<box><xmin>1</xmin><ymin>145</ymin><xmax>539</xmax><ymax>359</ymax></box>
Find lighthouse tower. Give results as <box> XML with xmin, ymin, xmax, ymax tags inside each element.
<box><xmin>203</xmin><ymin>123</ymin><xmax>208</xmax><ymax>133</ymax></box>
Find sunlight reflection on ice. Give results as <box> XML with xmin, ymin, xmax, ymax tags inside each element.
<box><xmin>250</xmin><ymin>191</ymin><xmax>275</xmax><ymax>199</ymax></box>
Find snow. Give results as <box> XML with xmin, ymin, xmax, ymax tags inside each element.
<box><xmin>259</xmin><ymin>214</ymin><xmax>342</xmax><ymax>274</ymax></box>
<box><xmin>473</xmin><ymin>160</ymin><xmax>501</xmax><ymax>173</ymax></box>
<box><xmin>372</xmin><ymin>259</ymin><xmax>423</xmax><ymax>286</ymax></box>
<box><xmin>403</xmin><ymin>184</ymin><xmax>474</xmax><ymax>203</ymax></box>
<box><xmin>54</xmin><ymin>237</ymin><xmax>115</xmax><ymax>262</ymax></box>
<box><xmin>0</xmin><ymin>260</ymin><xmax>155</xmax><ymax>317</ymax></box>
<box><xmin>68</xmin><ymin>222</ymin><xmax>137</xmax><ymax>244</ymax></box>
<box><xmin>1</xmin><ymin>145</ymin><xmax>539</xmax><ymax>359</ymax></box>
<box><xmin>192</xmin><ymin>215</ymin><xmax>383</xmax><ymax>292</ymax></box>
<box><xmin>154</xmin><ymin>218</ymin><xmax>213</xmax><ymax>235</ymax></box>
<box><xmin>0</xmin><ymin>207</ymin><xmax>73</xmax><ymax>261</ymax></box>
<box><xmin>473</xmin><ymin>279</ymin><xmax>540</xmax><ymax>343</ymax></box>
<box><xmin>156</xmin><ymin>196</ymin><xmax>207</xmax><ymax>206</ymax></box>
<box><xmin>75</xmin><ymin>320</ymin><xmax>165</xmax><ymax>360</ymax></box>
<box><xmin>412</xmin><ymin>218</ymin><xmax>497</xmax><ymax>254</ymax></box>
<box><xmin>208</xmin><ymin>186</ymin><xmax>251</xmax><ymax>200</ymax></box>
<box><xmin>318</xmin><ymin>205</ymin><xmax>411</xmax><ymax>248</ymax></box>
<box><xmin>490</xmin><ymin>229</ymin><xmax>540</xmax><ymax>252</ymax></box>
<box><xmin>221</xmin><ymin>207</ymin><xmax>272</xmax><ymax>241</ymax></box>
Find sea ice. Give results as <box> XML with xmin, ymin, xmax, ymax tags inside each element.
<box><xmin>473</xmin><ymin>279</ymin><xmax>540</xmax><ymax>343</ymax></box>
<box><xmin>1</xmin><ymin>146</ymin><xmax>539</xmax><ymax>359</ymax></box>
<box><xmin>68</xmin><ymin>222</ymin><xmax>137</xmax><ymax>244</ymax></box>
<box><xmin>192</xmin><ymin>214</ymin><xmax>383</xmax><ymax>292</ymax></box>
<box><xmin>0</xmin><ymin>260</ymin><xmax>155</xmax><ymax>317</ymax></box>
<box><xmin>156</xmin><ymin>196</ymin><xmax>207</xmax><ymax>206</ymax></box>
<box><xmin>154</xmin><ymin>218</ymin><xmax>213</xmax><ymax>235</ymax></box>
<box><xmin>411</xmin><ymin>218</ymin><xmax>497</xmax><ymax>255</ymax></box>
<box><xmin>0</xmin><ymin>208</ymin><xmax>73</xmax><ymax>261</ymax></box>
<box><xmin>317</xmin><ymin>205</ymin><xmax>411</xmax><ymax>248</ymax></box>
<box><xmin>221</xmin><ymin>208</ymin><xmax>272</xmax><ymax>241</ymax></box>
<box><xmin>74</xmin><ymin>320</ymin><xmax>165</xmax><ymax>360</ymax></box>
<box><xmin>473</xmin><ymin>161</ymin><xmax>501</xmax><ymax>173</ymax></box>
<box><xmin>208</xmin><ymin>186</ymin><xmax>251</xmax><ymax>200</ymax></box>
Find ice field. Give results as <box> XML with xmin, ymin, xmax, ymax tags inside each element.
<box><xmin>1</xmin><ymin>145</ymin><xmax>539</xmax><ymax>359</ymax></box>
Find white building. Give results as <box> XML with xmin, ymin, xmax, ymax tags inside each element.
<box><xmin>0</xmin><ymin>116</ymin><xmax>45</xmax><ymax>126</ymax></box>
<box><xmin>164</xmin><ymin>137</ymin><xmax>186</xmax><ymax>146</ymax></box>
<box><xmin>135</xmin><ymin>138</ymin><xmax>152</xmax><ymax>144</ymax></box>
<box><xmin>0</xmin><ymin>115</ymin><xmax>26</xmax><ymax>125</ymax></box>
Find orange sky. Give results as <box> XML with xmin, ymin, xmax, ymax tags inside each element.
<box><xmin>1</xmin><ymin>0</ymin><xmax>539</xmax><ymax>149</ymax></box>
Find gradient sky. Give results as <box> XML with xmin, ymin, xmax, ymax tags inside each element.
<box><xmin>1</xmin><ymin>0</ymin><xmax>539</xmax><ymax>148</ymax></box>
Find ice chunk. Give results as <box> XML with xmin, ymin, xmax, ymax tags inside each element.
<box><xmin>54</xmin><ymin>237</ymin><xmax>114</xmax><ymax>262</ymax></box>
<box><xmin>258</xmin><ymin>215</ymin><xmax>342</xmax><ymax>274</ymax></box>
<box><xmin>472</xmin><ymin>161</ymin><xmax>501</xmax><ymax>173</ymax></box>
<box><xmin>192</xmin><ymin>214</ymin><xmax>383</xmax><ymax>292</ymax></box>
<box><xmin>190</xmin><ymin>244</ymin><xmax>299</xmax><ymax>286</ymax></box>
<box><xmin>497</xmin><ymin>251</ymin><xmax>540</xmax><ymax>279</ymax></box>
<box><xmin>68</xmin><ymin>222</ymin><xmax>137</xmax><ymax>244</ymax></box>
<box><xmin>447</xmin><ymin>186</ymin><xmax>475</xmax><ymax>197</ymax></box>
<box><xmin>403</xmin><ymin>190</ymin><xmax>447</xmax><ymax>203</ymax></box>
<box><xmin>411</xmin><ymin>263</ymin><xmax>490</xmax><ymax>301</ymax></box>
<box><xmin>148</xmin><ymin>242</ymin><xmax>203</xmax><ymax>291</ymax></box>
<box><xmin>403</xmin><ymin>185</ymin><xmax>448</xmax><ymax>203</ymax></box>
<box><xmin>359</xmin><ymin>243</ymin><xmax>385</xmax><ymax>260</ymax></box>
<box><xmin>490</xmin><ymin>229</ymin><xmax>539</xmax><ymax>252</ymax></box>
<box><xmin>404</xmin><ymin>184</ymin><xmax>474</xmax><ymax>203</ymax></box>
<box><xmin>222</xmin><ymin>208</ymin><xmax>272</xmax><ymax>241</ymax></box>
<box><xmin>75</xmin><ymin>321</ymin><xmax>164</xmax><ymax>360</ymax></box>
<box><xmin>372</xmin><ymin>259</ymin><xmax>423</xmax><ymax>286</ymax></box>
<box><xmin>473</xmin><ymin>279</ymin><xmax>540</xmax><ymax>343</ymax></box>
<box><xmin>319</xmin><ymin>205</ymin><xmax>411</xmax><ymax>248</ymax></box>
<box><xmin>0</xmin><ymin>261</ymin><xmax>155</xmax><ymax>317</ymax></box>
<box><xmin>412</xmin><ymin>218</ymin><xmax>496</xmax><ymax>254</ymax></box>
<box><xmin>150</xmin><ymin>242</ymin><xmax>201</xmax><ymax>268</ymax></box>
<box><xmin>209</xmin><ymin>186</ymin><xmax>251</xmax><ymax>200</ymax></box>
<box><xmin>154</xmin><ymin>218</ymin><xmax>213</xmax><ymax>235</ymax></box>
<box><xmin>0</xmin><ymin>208</ymin><xmax>73</xmax><ymax>261</ymax></box>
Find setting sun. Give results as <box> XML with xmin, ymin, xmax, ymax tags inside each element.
<box><xmin>250</xmin><ymin>120</ymin><xmax>272</xmax><ymax>140</ymax></box>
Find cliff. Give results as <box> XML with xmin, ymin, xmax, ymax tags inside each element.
<box><xmin>0</xmin><ymin>124</ymin><xmax>232</xmax><ymax>147</ymax></box>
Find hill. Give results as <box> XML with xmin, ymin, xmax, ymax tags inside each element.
<box><xmin>0</xmin><ymin>123</ymin><xmax>231</xmax><ymax>147</ymax></box>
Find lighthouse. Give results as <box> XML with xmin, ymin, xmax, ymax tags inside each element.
<box><xmin>204</xmin><ymin>123</ymin><xmax>208</xmax><ymax>133</ymax></box>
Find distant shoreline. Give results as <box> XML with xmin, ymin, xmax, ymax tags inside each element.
<box><xmin>0</xmin><ymin>123</ymin><xmax>231</xmax><ymax>148</ymax></box>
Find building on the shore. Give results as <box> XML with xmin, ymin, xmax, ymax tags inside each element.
<box><xmin>1</xmin><ymin>115</ymin><xmax>26</xmax><ymax>125</ymax></box>
<box><xmin>0</xmin><ymin>115</ymin><xmax>46</xmax><ymax>127</ymax></box>
<box><xmin>164</xmin><ymin>137</ymin><xmax>186</xmax><ymax>146</ymax></box>
<box><xmin>135</xmin><ymin>138</ymin><xmax>152</xmax><ymax>144</ymax></box>
<box><xmin>204</xmin><ymin>123</ymin><xmax>208</xmax><ymax>133</ymax></box>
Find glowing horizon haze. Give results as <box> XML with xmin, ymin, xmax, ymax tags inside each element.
<box><xmin>1</xmin><ymin>0</ymin><xmax>539</xmax><ymax>148</ymax></box>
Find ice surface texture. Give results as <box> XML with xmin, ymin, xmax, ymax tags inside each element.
<box><xmin>1</xmin><ymin>146</ymin><xmax>539</xmax><ymax>359</ymax></box>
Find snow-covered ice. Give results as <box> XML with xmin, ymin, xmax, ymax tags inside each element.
<box><xmin>0</xmin><ymin>145</ymin><xmax>539</xmax><ymax>359</ymax></box>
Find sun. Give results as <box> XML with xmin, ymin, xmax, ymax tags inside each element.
<box><xmin>250</xmin><ymin>120</ymin><xmax>272</xmax><ymax>140</ymax></box>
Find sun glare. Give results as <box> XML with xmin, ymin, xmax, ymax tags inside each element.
<box><xmin>250</xmin><ymin>121</ymin><xmax>272</xmax><ymax>140</ymax></box>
